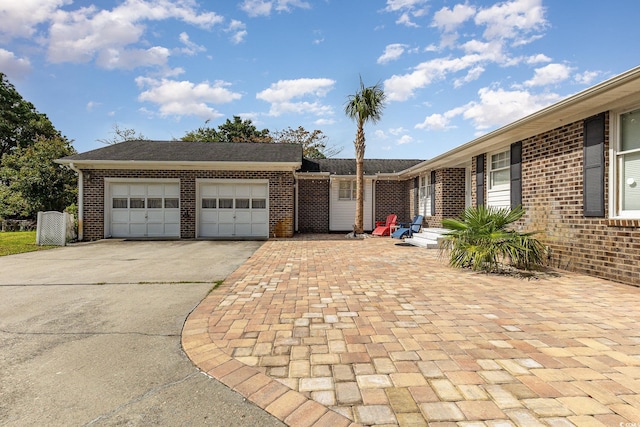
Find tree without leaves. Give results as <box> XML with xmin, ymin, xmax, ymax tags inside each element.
<box><xmin>97</xmin><ymin>123</ymin><xmax>148</xmax><ymax>145</ymax></box>
<box><xmin>0</xmin><ymin>72</ymin><xmax>60</xmax><ymax>158</ymax></box>
<box><xmin>344</xmin><ymin>78</ymin><xmax>386</xmax><ymax>234</ymax></box>
<box><xmin>271</xmin><ymin>126</ymin><xmax>343</xmax><ymax>159</ymax></box>
<box><xmin>0</xmin><ymin>136</ymin><xmax>77</xmax><ymax>219</ymax></box>
<box><xmin>182</xmin><ymin>116</ymin><xmax>272</xmax><ymax>143</ymax></box>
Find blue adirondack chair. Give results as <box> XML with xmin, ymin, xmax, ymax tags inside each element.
<box><xmin>391</xmin><ymin>215</ymin><xmax>424</xmax><ymax>239</ymax></box>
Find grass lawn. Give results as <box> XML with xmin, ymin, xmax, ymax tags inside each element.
<box><xmin>0</xmin><ymin>231</ymin><xmax>57</xmax><ymax>256</ymax></box>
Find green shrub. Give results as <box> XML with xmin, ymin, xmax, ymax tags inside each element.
<box><xmin>440</xmin><ymin>205</ymin><xmax>546</xmax><ymax>273</ymax></box>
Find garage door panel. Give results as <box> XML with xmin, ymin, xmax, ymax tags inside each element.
<box><xmin>201</xmin><ymin>185</ymin><xmax>218</xmax><ymax>197</ymax></box>
<box><xmin>218</xmin><ymin>224</ymin><xmax>234</xmax><ymax>236</ymax></box>
<box><xmin>252</xmin><ymin>224</ymin><xmax>268</xmax><ymax>235</ymax></box>
<box><xmin>219</xmin><ymin>186</ymin><xmax>234</xmax><ymax>197</ymax></box>
<box><xmin>235</xmin><ymin>211</ymin><xmax>251</xmax><ymax>222</ymax></box>
<box><xmin>129</xmin><ymin>211</ymin><xmax>147</xmax><ymax>222</ymax></box>
<box><xmin>251</xmin><ymin>211</ymin><xmax>268</xmax><ymax>222</ymax></box>
<box><xmin>109</xmin><ymin>182</ymin><xmax>180</xmax><ymax>238</ymax></box>
<box><xmin>198</xmin><ymin>182</ymin><xmax>269</xmax><ymax>238</ymax></box>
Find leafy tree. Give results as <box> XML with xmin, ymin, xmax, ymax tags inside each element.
<box><xmin>182</xmin><ymin>116</ymin><xmax>271</xmax><ymax>143</ymax></box>
<box><xmin>441</xmin><ymin>205</ymin><xmax>547</xmax><ymax>272</ymax></box>
<box><xmin>271</xmin><ymin>126</ymin><xmax>342</xmax><ymax>159</ymax></box>
<box><xmin>97</xmin><ymin>123</ymin><xmax>147</xmax><ymax>145</ymax></box>
<box><xmin>344</xmin><ymin>78</ymin><xmax>386</xmax><ymax>234</ymax></box>
<box><xmin>0</xmin><ymin>136</ymin><xmax>77</xmax><ymax>219</ymax></box>
<box><xmin>1</xmin><ymin>72</ymin><xmax>60</xmax><ymax>157</ymax></box>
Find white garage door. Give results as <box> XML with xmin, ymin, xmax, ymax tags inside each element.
<box><xmin>198</xmin><ymin>182</ymin><xmax>269</xmax><ymax>238</ymax></box>
<box><xmin>109</xmin><ymin>182</ymin><xmax>180</xmax><ymax>238</ymax></box>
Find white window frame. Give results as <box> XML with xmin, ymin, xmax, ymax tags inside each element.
<box><xmin>610</xmin><ymin>105</ymin><xmax>640</xmax><ymax>219</ymax></box>
<box><xmin>338</xmin><ymin>180</ymin><xmax>357</xmax><ymax>201</ymax></box>
<box><xmin>488</xmin><ymin>149</ymin><xmax>510</xmax><ymax>191</ymax></box>
<box><xmin>419</xmin><ymin>174</ymin><xmax>432</xmax><ymax>217</ymax></box>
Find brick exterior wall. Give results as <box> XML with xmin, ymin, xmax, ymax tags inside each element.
<box><xmin>81</xmin><ymin>169</ymin><xmax>295</xmax><ymax>240</ymax></box>
<box><xmin>425</xmin><ymin>168</ymin><xmax>466</xmax><ymax>228</ymax></box>
<box><xmin>374</xmin><ymin>179</ymin><xmax>411</xmax><ymax>224</ymax></box>
<box><xmin>297</xmin><ymin>179</ymin><xmax>330</xmax><ymax>233</ymax></box>
<box><xmin>466</xmin><ymin>112</ymin><xmax>639</xmax><ymax>286</ymax></box>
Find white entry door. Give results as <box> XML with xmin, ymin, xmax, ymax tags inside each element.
<box><xmin>109</xmin><ymin>182</ymin><xmax>180</xmax><ymax>238</ymax></box>
<box><xmin>198</xmin><ymin>181</ymin><xmax>269</xmax><ymax>238</ymax></box>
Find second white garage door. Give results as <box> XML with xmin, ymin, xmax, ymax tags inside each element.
<box><xmin>198</xmin><ymin>181</ymin><xmax>269</xmax><ymax>238</ymax></box>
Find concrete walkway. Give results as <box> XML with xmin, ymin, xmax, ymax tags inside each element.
<box><xmin>183</xmin><ymin>236</ymin><xmax>640</xmax><ymax>427</ymax></box>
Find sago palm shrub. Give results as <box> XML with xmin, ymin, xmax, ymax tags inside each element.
<box><xmin>440</xmin><ymin>205</ymin><xmax>546</xmax><ymax>273</ymax></box>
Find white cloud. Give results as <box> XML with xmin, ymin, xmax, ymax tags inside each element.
<box><xmin>574</xmin><ymin>70</ymin><xmax>601</xmax><ymax>85</ymax></box>
<box><xmin>226</xmin><ymin>20</ymin><xmax>247</xmax><ymax>44</ymax></box>
<box><xmin>315</xmin><ymin>118</ymin><xmax>335</xmax><ymax>126</ymax></box>
<box><xmin>135</xmin><ymin>77</ymin><xmax>241</xmax><ymax>118</ymax></box>
<box><xmin>524</xmin><ymin>63</ymin><xmax>572</xmax><ymax>87</ymax></box>
<box><xmin>475</xmin><ymin>0</ymin><xmax>547</xmax><ymax>43</ymax></box>
<box><xmin>257</xmin><ymin>78</ymin><xmax>334</xmax><ymax>102</ymax></box>
<box><xmin>0</xmin><ymin>0</ymin><xmax>70</xmax><ymax>39</ymax></box>
<box><xmin>0</xmin><ymin>49</ymin><xmax>32</xmax><ymax>78</ymax></box>
<box><xmin>462</xmin><ymin>87</ymin><xmax>560</xmax><ymax>130</ymax></box>
<box><xmin>397</xmin><ymin>135</ymin><xmax>414</xmax><ymax>145</ymax></box>
<box><xmin>374</xmin><ymin>130</ymin><xmax>387</xmax><ymax>139</ymax></box>
<box><xmin>178</xmin><ymin>32</ymin><xmax>206</xmax><ymax>55</ymax></box>
<box><xmin>384</xmin><ymin>0</ymin><xmax>428</xmax><ymax>13</ymax></box>
<box><xmin>416</xmin><ymin>113</ymin><xmax>450</xmax><ymax>131</ymax></box>
<box><xmin>96</xmin><ymin>46</ymin><xmax>171</xmax><ymax>70</ymax></box>
<box><xmin>384</xmin><ymin>0</ymin><xmax>428</xmax><ymax>27</ymax></box>
<box><xmin>240</xmin><ymin>0</ymin><xmax>310</xmax><ymax>17</ymax></box>
<box><xmin>384</xmin><ymin>55</ymin><xmax>483</xmax><ymax>101</ymax></box>
<box><xmin>377</xmin><ymin>44</ymin><xmax>408</xmax><ymax>64</ymax></box>
<box><xmin>86</xmin><ymin>101</ymin><xmax>100</xmax><ymax>111</ymax></box>
<box><xmin>453</xmin><ymin>66</ymin><xmax>485</xmax><ymax>88</ymax></box>
<box><xmin>257</xmin><ymin>78</ymin><xmax>335</xmax><ymax>117</ymax></box>
<box><xmin>526</xmin><ymin>54</ymin><xmax>552</xmax><ymax>64</ymax></box>
<box><xmin>431</xmin><ymin>3</ymin><xmax>476</xmax><ymax>33</ymax></box>
<box><xmin>47</xmin><ymin>0</ymin><xmax>223</xmax><ymax>69</ymax></box>
<box><xmin>388</xmin><ymin>127</ymin><xmax>406</xmax><ymax>136</ymax></box>
<box><xmin>417</xmin><ymin>86</ymin><xmax>560</xmax><ymax>133</ymax></box>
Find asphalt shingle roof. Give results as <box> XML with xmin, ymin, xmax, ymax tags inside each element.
<box><xmin>300</xmin><ymin>158</ymin><xmax>423</xmax><ymax>175</ymax></box>
<box><xmin>59</xmin><ymin>140</ymin><xmax>303</xmax><ymax>163</ymax></box>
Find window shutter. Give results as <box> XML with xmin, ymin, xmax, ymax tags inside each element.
<box><xmin>510</xmin><ymin>142</ymin><xmax>522</xmax><ymax>209</ymax></box>
<box><xmin>476</xmin><ymin>154</ymin><xmax>485</xmax><ymax>207</ymax></box>
<box><xmin>583</xmin><ymin>113</ymin><xmax>605</xmax><ymax>217</ymax></box>
<box><xmin>430</xmin><ymin>171</ymin><xmax>436</xmax><ymax>216</ymax></box>
<box><xmin>413</xmin><ymin>177</ymin><xmax>419</xmax><ymax>215</ymax></box>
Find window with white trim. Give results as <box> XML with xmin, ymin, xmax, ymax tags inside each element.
<box><xmin>418</xmin><ymin>174</ymin><xmax>432</xmax><ymax>216</ymax></box>
<box><xmin>338</xmin><ymin>180</ymin><xmax>357</xmax><ymax>200</ymax></box>
<box><xmin>489</xmin><ymin>150</ymin><xmax>510</xmax><ymax>190</ymax></box>
<box><xmin>613</xmin><ymin>107</ymin><xmax>640</xmax><ymax>217</ymax></box>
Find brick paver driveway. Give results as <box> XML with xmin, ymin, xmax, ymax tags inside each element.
<box><xmin>183</xmin><ymin>236</ymin><xmax>640</xmax><ymax>427</ymax></box>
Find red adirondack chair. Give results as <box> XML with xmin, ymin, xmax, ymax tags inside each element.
<box><xmin>372</xmin><ymin>214</ymin><xmax>397</xmax><ymax>236</ymax></box>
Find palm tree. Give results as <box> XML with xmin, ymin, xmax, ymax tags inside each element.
<box><xmin>344</xmin><ymin>78</ymin><xmax>386</xmax><ymax>234</ymax></box>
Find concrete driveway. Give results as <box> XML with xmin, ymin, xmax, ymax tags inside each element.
<box><xmin>0</xmin><ymin>240</ymin><xmax>285</xmax><ymax>427</ymax></box>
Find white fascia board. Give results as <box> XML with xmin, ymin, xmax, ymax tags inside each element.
<box><xmin>294</xmin><ymin>172</ymin><xmax>331</xmax><ymax>179</ymax></box>
<box><xmin>55</xmin><ymin>159</ymin><xmax>301</xmax><ymax>172</ymax></box>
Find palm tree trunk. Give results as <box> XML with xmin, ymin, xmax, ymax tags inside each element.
<box><xmin>354</xmin><ymin>124</ymin><xmax>365</xmax><ymax>234</ymax></box>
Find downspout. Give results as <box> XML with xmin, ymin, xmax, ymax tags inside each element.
<box><xmin>68</xmin><ymin>163</ymin><xmax>83</xmax><ymax>241</ymax></box>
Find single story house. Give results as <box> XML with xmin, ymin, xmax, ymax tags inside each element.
<box><xmin>57</xmin><ymin>65</ymin><xmax>640</xmax><ymax>286</ymax></box>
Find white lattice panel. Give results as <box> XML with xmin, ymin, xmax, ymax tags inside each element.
<box><xmin>36</xmin><ymin>211</ymin><xmax>68</xmax><ymax>246</ymax></box>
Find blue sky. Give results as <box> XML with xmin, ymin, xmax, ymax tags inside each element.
<box><xmin>1</xmin><ymin>0</ymin><xmax>639</xmax><ymax>159</ymax></box>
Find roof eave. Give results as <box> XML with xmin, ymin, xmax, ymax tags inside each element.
<box><xmin>55</xmin><ymin>159</ymin><xmax>302</xmax><ymax>172</ymax></box>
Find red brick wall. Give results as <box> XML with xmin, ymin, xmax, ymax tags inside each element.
<box><xmin>374</xmin><ymin>179</ymin><xmax>410</xmax><ymax>224</ymax></box>
<box><xmin>297</xmin><ymin>179</ymin><xmax>329</xmax><ymax>233</ymax></box>
<box><xmin>425</xmin><ymin>168</ymin><xmax>466</xmax><ymax>228</ymax></box>
<box><xmin>80</xmin><ymin>169</ymin><xmax>295</xmax><ymax>240</ymax></box>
